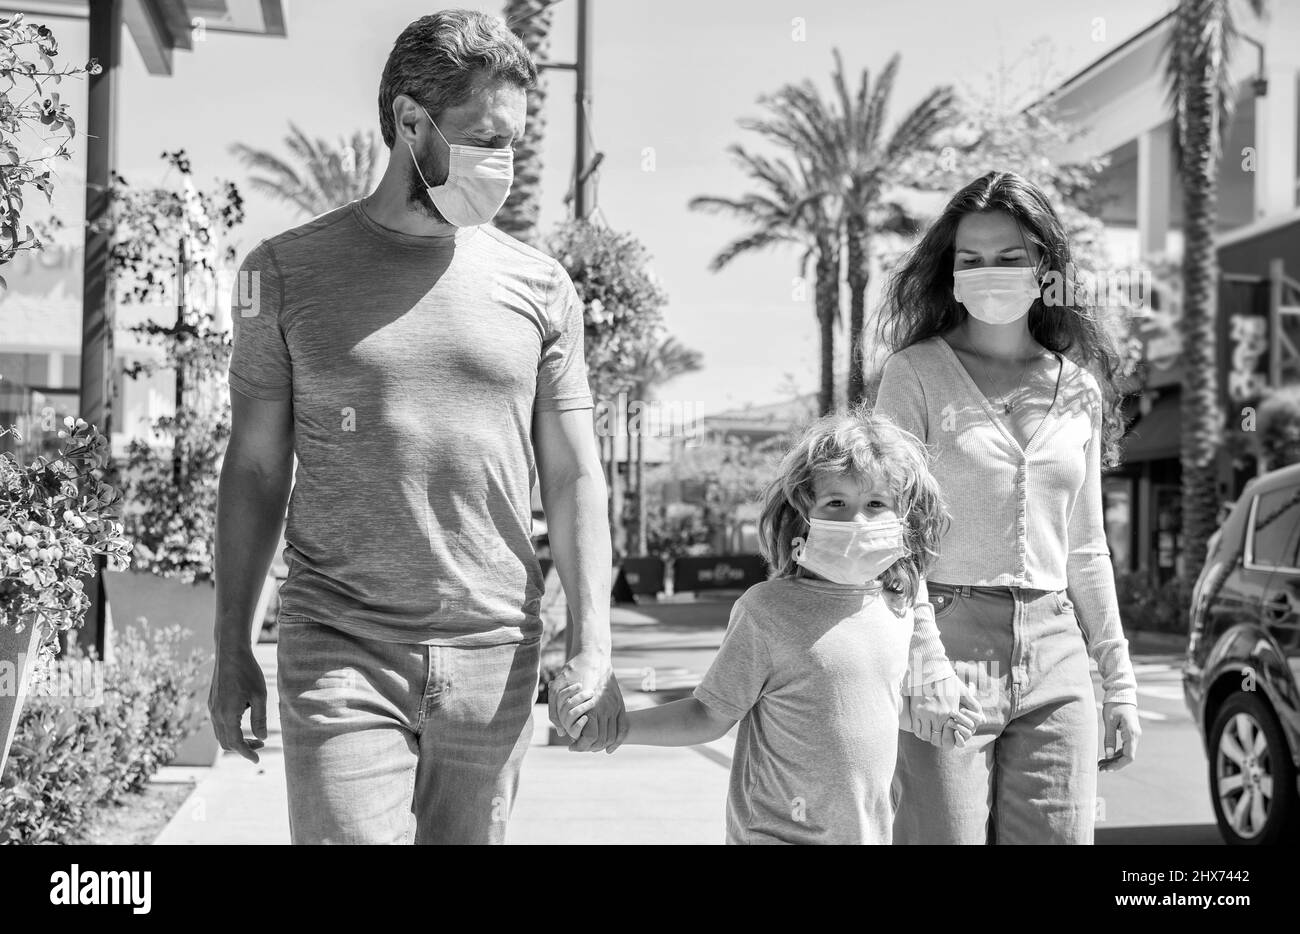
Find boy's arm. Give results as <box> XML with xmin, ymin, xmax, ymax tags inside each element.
<box><xmin>625</xmin><ymin>698</ymin><xmax>735</xmax><ymax>747</ymax></box>
<box><xmin>556</xmin><ymin>687</ymin><xmax>735</xmax><ymax>747</ymax></box>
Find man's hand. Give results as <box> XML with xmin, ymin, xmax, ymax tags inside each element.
<box><xmin>208</xmin><ymin>645</ymin><xmax>268</xmax><ymax>763</ymax></box>
<box><xmin>548</xmin><ymin>649</ymin><xmax>627</xmax><ymax>753</ymax></box>
<box><xmin>1100</xmin><ymin>701</ymin><xmax>1141</xmax><ymax>771</ymax></box>
<box><xmin>909</xmin><ymin>674</ymin><xmax>984</xmax><ymax>749</ymax></box>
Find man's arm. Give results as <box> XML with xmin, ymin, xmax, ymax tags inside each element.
<box><xmin>532</xmin><ymin>404</ymin><xmax>626</xmax><ymax>752</ymax></box>
<box><xmin>209</xmin><ymin>388</ymin><xmax>294</xmax><ymax>762</ymax></box>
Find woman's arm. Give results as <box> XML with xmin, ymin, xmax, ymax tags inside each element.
<box><xmin>1066</xmin><ymin>394</ymin><xmax>1138</xmax><ymax>707</ymax></box>
<box><xmin>905</xmin><ymin>577</ymin><xmax>956</xmax><ymax>690</ymax></box>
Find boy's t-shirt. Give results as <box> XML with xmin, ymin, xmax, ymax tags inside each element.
<box><xmin>694</xmin><ymin>575</ymin><xmax>914</xmax><ymax>845</ymax></box>
<box><xmin>227</xmin><ymin>200</ymin><xmax>594</xmax><ymax>646</ymax></box>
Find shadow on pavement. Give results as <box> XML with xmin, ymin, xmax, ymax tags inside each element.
<box><xmin>1096</xmin><ymin>824</ymin><xmax>1224</xmax><ymax>845</ymax></box>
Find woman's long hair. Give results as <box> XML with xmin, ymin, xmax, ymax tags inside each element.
<box><xmin>756</xmin><ymin>404</ymin><xmax>947</xmax><ymax>607</ymax></box>
<box><xmin>877</xmin><ymin>170</ymin><xmax>1127</xmax><ymax>467</ymax></box>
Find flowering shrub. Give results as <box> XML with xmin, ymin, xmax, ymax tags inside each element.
<box><xmin>0</xmin><ymin>418</ymin><xmax>132</xmax><ymax>660</ymax></box>
<box><xmin>0</xmin><ymin>12</ymin><xmax>99</xmax><ymax>286</ymax></box>
<box><xmin>0</xmin><ymin>624</ymin><xmax>206</xmax><ymax>844</ymax></box>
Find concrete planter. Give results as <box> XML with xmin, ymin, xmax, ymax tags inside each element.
<box><xmin>0</xmin><ymin>621</ymin><xmax>42</xmax><ymax>779</ymax></box>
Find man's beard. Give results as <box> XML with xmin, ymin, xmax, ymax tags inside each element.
<box><xmin>407</xmin><ymin>141</ymin><xmax>448</xmax><ymax>223</ymax></box>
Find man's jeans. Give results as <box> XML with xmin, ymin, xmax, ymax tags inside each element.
<box><xmin>277</xmin><ymin>615</ymin><xmax>540</xmax><ymax>844</ymax></box>
<box><xmin>892</xmin><ymin>584</ymin><xmax>1099</xmax><ymax>845</ymax></box>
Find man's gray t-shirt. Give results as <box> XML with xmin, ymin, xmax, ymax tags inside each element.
<box><xmin>227</xmin><ymin>200</ymin><xmax>594</xmax><ymax>645</ymax></box>
<box><xmin>694</xmin><ymin>575</ymin><xmax>913</xmax><ymax>844</ymax></box>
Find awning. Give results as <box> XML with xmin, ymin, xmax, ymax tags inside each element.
<box><xmin>1122</xmin><ymin>392</ymin><xmax>1180</xmax><ymax>462</ymax></box>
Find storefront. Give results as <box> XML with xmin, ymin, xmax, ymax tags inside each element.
<box><xmin>1104</xmin><ymin>213</ymin><xmax>1300</xmax><ymax>578</ymax></box>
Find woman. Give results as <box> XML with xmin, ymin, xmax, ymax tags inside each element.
<box><xmin>874</xmin><ymin>171</ymin><xmax>1140</xmax><ymax>845</ymax></box>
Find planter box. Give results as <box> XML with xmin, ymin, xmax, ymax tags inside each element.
<box><xmin>102</xmin><ymin>570</ymin><xmax>222</xmax><ymax>767</ymax></box>
<box><xmin>0</xmin><ymin>622</ymin><xmax>41</xmax><ymax>779</ymax></box>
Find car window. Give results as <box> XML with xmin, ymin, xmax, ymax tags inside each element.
<box><xmin>1251</xmin><ymin>484</ymin><xmax>1300</xmax><ymax>570</ymax></box>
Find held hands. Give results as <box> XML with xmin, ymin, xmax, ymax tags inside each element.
<box><xmin>907</xmin><ymin>673</ymin><xmax>985</xmax><ymax>749</ymax></box>
<box><xmin>1099</xmin><ymin>702</ymin><xmax>1141</xmax><ymax>771</ymax></box>
<box><xmin>554</xmin><ymin>682</ymin><xmax>601</xmax><ymax>746</ymax></box>
<box><xmin>547</xmin><ymin>649</ymin><xmax>628</xmax><ymax>754</ymax></box>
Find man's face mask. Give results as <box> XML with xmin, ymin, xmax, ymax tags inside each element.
<box><xmin>407</xmin><ymin>103</ymin><xmax>513</xmax><ymax>227</ymax></box>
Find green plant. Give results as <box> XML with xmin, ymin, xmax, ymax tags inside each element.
<box><xmin>107</xmin><ymin>150</ymin><xmax>244</xmax><ymax>583</ymax></box>
<box><xmin>643</xmin><ymin>502</ymin><xmax>711</xmax><ymax>563</ymax></box>
<box><xmin>0</xmin><ymin>12</ymin><xmax>98</xmax><ymax>289</ymax></box>
<box><xmin>548</xmin><ymin>220</ymin><xmax>667</xmax><ymax>406</ymax></box>
<box><xmin>0</xmin><ymin>623</ymin><xmax>206</xmax><ymax>844</ymax></box>
<box><xmin>1257</xmin><ymin>383</ymin><xmax>1300</xmax><ymax>471</ymax></box>
<box><xmin>0</xmin><ymin>418</ymin><xmax>132</xmax><ymax>659</ymax></box>
<box><xmin>1114</xmin><ymin>570</ymin><xmax>1190</xmax><ymax>636</ymax></box>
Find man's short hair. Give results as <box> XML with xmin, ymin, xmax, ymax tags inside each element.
<box><xmin>378</xmin><ymin>10</ymin><xmax>537</xmax><ymax>148</ymax></box>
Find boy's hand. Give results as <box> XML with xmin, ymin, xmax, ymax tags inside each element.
<box><xmin>554</xmin><ymin>682</ymin><xmax>600</xmax><ymax>747</ymax></box>
<box><xmin>909</xmin><ymin>674</ymin><xmax>984</xmax><ymax>749</ymax></box>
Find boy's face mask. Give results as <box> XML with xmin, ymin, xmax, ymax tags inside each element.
<box><xmin>407</xmin><ymin>104</ymin><xmax>513</xmax><ymax>227</ymax></box>
<box><xmin>791</xmin><ymin>516</ymin><xmax>907</xmax><ymax>586</ymax></box>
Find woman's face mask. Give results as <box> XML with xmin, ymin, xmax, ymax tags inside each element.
<box><xmin>407</xmin><ymin>104</ymin><xmax>513</xmax><ymax>227</ymax></box>
<box><xmin>791</xmin><ymin>516</ymin><xmax>907</xmax><ymax>586</ymax></box>
<box><xmin>952</xmin><ymin>264</ymin><xmax>1044</xmax><ymax>326</ymax></box>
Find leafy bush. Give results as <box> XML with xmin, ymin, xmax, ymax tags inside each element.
<box><xmin>108</xmin><ymin>151</ymin><xmax>243</xmax><ymax>584</ymax></box>
<box><xmin>1114</xmin><ymin>570</ymin><xmax>1189</xmax><ymax>635</ymax></box>
<box><xmin>1</xmin><ymin>418</ymin><xmax>132</xmax><ymax>663</ymax></box>
<box><xmin>0</xmin><ymin>624</ymin><xmax>207</xmax><ymax>844</ymax></box>
<box><xmin>0</xmin><ymin>12</ymin><xmax>99</xmax><ymax>285</ymax></box>
<box><xmin>1257</xmin><ymin>383</ymin><xmax>1300</xmax><ymax>471</ymax></box>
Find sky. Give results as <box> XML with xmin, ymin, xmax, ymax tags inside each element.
<box><xmin>16</xmin><ymin>0</ymin><xmax>1180</xmax><ymax>417</ymax></box>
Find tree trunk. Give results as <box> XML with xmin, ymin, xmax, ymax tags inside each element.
<box><xmin>608</xmin><ymin>393</ymin><xmax>626</xmax><ymax>560</ymax></box>
<box><xmin>499</xmin><ymin>1</ymin><xmax>554</xmax><ymax>243</ymax></box>
<box><xmin>1177</xmin><ymin>55</ymin><xmax>1223</xmax><ymax>606</ymax></box>
<box><xmin>634</xmin><ymin>427</ymin><xmax>647</xmax><ymax>555</ymax></box>
<box><xmin>846</xmin><ymin>198</ymin><xmax>869</xmax><ymax>408</ymax></box>
<box><xmin>815</xmin><ymin>235</ymin><xmax>839</xmax><ymax>416</ymax></box>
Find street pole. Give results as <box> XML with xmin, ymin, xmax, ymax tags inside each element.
<box><xmin>574</xmin><ymin>0</ymin><xmax>591</xmax><ymax>220</ymax></box>
<box><xmin>79</xmin><ymin>0</ymin><xmax>123</xmax><ymax>658</ymax></box>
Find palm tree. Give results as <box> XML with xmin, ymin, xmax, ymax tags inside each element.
<box><xmin>1163</xmin><ymin>0</ymin><xmax>1266</xmax><ymax>586</ymax></box>
<box><xmin>626</xmin><ymin>336</ymin><xmax>704</xmax><ymax>555</ymax></box>
<box><xmin>499</xmin><ymin>0</ymin><xmax>557</xmax><ymax>243</ymax></box>
<box><xmin>229</xmin><ymin>124</ymin><xmax>380</xmax><ymax>218</ymax></box>
<box><xmin>753</xmin><ymin>53</ymin><xmax>956</xmax><ymax>407</ymax></box>
<box><xmin>691</xmin><ymin>145</ymin><xmax>841</xmax><ymax>416</ymax></box>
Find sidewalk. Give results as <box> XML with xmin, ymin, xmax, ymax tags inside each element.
<box><xmin>151</xmin><ymin>607</ymin><xmax>1190</xmax><ymax>845</ymax></box>
<box><xmin>153</xmin><ymin>604</ymin><xmax>733</xmax><ymax>845</ymax></box>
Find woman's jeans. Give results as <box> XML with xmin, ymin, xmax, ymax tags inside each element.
<box><xmin>892</xmin><ymin>583</ymin><xmax>1099</xmax><ymax>845</ymax></box>
<box><xmin>276</xmin><ymin>615</ymin><xmax>540</xmax><ymax>844</ymax></box>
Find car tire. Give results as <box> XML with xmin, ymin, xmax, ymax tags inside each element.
<box><xmin>1208</xmin><ymin>691</ymin><xmax>1300</xmax><ymax>845</ymax></box>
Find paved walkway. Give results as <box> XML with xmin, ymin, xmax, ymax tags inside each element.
<box><xmin>152</xmin><ymin>604</ymin><xmax>1191</xmax><ymax>845</ymax></box>
<box><xmin>154</xmin><ymin>603</ymin><xmax>736</xmax><ymax>845</ymax></box>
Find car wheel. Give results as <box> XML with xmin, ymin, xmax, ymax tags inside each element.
<box><xmin>1208</xmin><ymin>692</ymin><xmax>1299</xmax><ymax>845</ymax></box>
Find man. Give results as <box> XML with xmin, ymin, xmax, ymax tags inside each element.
<box><xmin>209</xmin><ymin>9</ymin><xmax>625</xmax><ymax>845</ymax></box>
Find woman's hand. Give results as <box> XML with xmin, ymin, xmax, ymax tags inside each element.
<box><xmin>910</xmin><ymin>674</ymin><xmax>984</xmax><ymax>748</ymax></box>
<box><xmin>1100</xmin><ymin>702</ymin><xmax>1141</xmax><ymax>771</ymax></box>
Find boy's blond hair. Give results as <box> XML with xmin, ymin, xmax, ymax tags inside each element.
<box><xmin>756</xmin><ymin>403</ymin><xmax>948</xmax><ymax>604</ymax></box>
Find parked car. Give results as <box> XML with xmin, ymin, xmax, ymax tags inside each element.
<box><xmin>1184</xmin><ymin>462</ymin><xmax>1300</xmax><ymax>844</ymax></box>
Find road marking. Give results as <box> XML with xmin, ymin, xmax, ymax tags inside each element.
<box><xmin>1137</xmin><ymin>709</ymin><xmax>1169</xmax><ymax>721</ymax></box>
<box><xmin>1133</xmin><ymin>662</ymin><xmax>1182</xmax><ymax>674</ymax></box>
<box><xmin>1137</xmin><ymin>686</ymin><xmax>1185</xmax><ymax>701</ymax></box>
